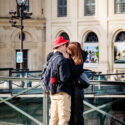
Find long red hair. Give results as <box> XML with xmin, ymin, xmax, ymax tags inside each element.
<box><xmin>67</xmin><ymin>42</ymin><xmax>83</xmax><ymax>65</ymax></box>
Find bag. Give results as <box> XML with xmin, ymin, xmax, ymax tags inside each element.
<box><xmin>40</xmin><ymin>55</ymin><xmax>61</xmax><ymax>93</ymax></box>
<box><xmin>77</xmin><ymin>72</ymin><xmax>90</xmax><ymax>89</ymax></box>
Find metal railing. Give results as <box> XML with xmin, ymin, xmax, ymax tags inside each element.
<box><xmin>0</xmin><ymin>76</ymin><xmax>125</xmax><ymax>125</ymax></box>
<box><xmin>0</xmin><ymin>76</ymin><xmax>48</xmax><ymax>125</ymax></box>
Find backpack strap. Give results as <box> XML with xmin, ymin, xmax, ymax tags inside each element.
<box><xmin>48</xmin><ymin>55</ymin><xmax>61</xmax><ymax>64</ymax></box>
<box><xmin>48</xmin><ymin>55</ymin><xmax>62</xmax><ymax>83</ymax></box>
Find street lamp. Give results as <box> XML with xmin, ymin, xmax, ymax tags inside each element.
<box><xmin>16</xmin><ymin>0</ymin><xmax>27</xmax><ymax>71</ymax></box>
<box><xmin>9</xmin><ymin>0</ymin><xmax>32</xmax><ymax>71</ymax></box>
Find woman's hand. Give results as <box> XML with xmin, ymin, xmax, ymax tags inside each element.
<box><xmin>63</xmin><ymin>52</ymin><xmax>69</xmax><ymax>58</ymax></box>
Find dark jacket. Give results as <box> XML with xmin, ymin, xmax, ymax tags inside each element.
<box><xmin>49</xmin><ymin>51</ymin><xmax>73</xmax><ymax>95</ymax></box>
<box><xmin>69</xmin><ymin>50</ymin><xmax>88</xmax><ymax>84</ymax></box>
<box><xmin>69</xmin><ymin>53</ymin><xmax>87</xmax><ymax>125</ymax></box>
<box><xmin>69</xmin><ymin>58</ymin><xmax>83</xmax><ymax>88</ymax></box>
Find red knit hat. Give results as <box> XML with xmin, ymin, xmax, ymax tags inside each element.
<box><xmin>53</xmin><ymin>36</ymin><xmax>69</xmax><ymax>48</ymax></box>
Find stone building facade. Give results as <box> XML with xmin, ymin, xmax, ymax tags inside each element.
<box><xmin>0</xmin><ymin>0</ymin><xmax>125</xmax><ymax>74</ymax></box>
<box><xmin>0</xmin><ymin>0</ymin><xmax>46</xmax><ymax>72</ymax></box>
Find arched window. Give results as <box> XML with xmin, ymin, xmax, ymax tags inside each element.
<box><xmin>60</xmin><ymin>32</ymin><xmax>70</xmax><ymax>40</ymax></box>
<box><xmin>115</xmin><ymin>31</ymin><xmax>125</xmax><ymax>42</ymax></box>
<box><xmin>85</xmin><ymin>32</ymin><xmax>98</xmax><ymax>43</ymax></box>
<box><xmin>83</xmin><ymin>32</ymin><xmax>99</xmax><ymax>64</ymax></box>
<box><xmin>57</xmin><ymin>0</ymin><xmax>67</xmax><ymax>17</ymax></box>
<box><xmin>114</xmin><ymin>31</ymin><xmax>125</xmax><ymax>64</ymax></box>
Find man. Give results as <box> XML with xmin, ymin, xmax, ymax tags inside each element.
<box><xmin>49</xmin><ymin>36</ymin><xmax>73</xmax><ymax>125</ymax></box>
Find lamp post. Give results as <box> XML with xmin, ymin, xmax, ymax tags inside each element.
<box><xmin>9</xmin><ymin>0</ymin><xmax>32</xmax><ymax>71</ymax></box>
<box><xmin>17</xmin><ymin>0</ymin><xmax>25</xmax><ymax>71</ymax></box>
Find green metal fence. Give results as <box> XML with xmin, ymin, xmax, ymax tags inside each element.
<box><xmin>0</xmin><ymin>76</ymin><xmax>125</xmax><ymax>125</ymax></box>
<box><xmin>0</xmin><ymin>76</ymin><xmax>47</xmax><ymax>125</ymax></box>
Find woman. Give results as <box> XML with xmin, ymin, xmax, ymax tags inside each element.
<box><xmin>66</xmin><ymin>42</ymin><xmax>88</xmax><ymax>125</ymax></box>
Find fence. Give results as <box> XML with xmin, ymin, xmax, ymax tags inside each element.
<box><xmin>0</xmin><ymin>71</ymin><xmax>125</xmax><ymax>125</ymax></box>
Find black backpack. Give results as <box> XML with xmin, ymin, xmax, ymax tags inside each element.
<box><xmin>40</xmin><ymin>55</ymin><xmax>61</xmax><ymax>94</ymax></box>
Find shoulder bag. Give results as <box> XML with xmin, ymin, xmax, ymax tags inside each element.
<box><xmin>77</xmin><ymin>72</ymin><xmax>90</xmax><ymax>89</ymax></box>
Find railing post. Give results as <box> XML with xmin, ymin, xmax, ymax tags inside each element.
<box><xmin>9</xmin><ymin>70</ymin><xmax>12</xmax><ymax>94</ymax></box>
<box><xmin>43</xmin><ymin>93</ymin><xmax>49</xmax><ymax>125</ymax></box>
<box><xmin>92</xmin><ymin>83</ymin><xmax>95</xmax><ymax>94</ymax></box>
<box><xmin>9</xmin><ymin>80</ymin><xmax>12</xmax><ymax>94</ymax></box>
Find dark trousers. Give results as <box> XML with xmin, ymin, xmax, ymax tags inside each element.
<box><xmin>69</xmin><ymin>87</ymin><xmax>84</xmax><ymax>125</ymax></box>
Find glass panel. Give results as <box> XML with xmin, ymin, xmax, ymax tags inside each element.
<box><xmin>85</xmin><ymin>32</ymin><xmax>98</xmax><ymax>43</ymax></box>
<box><xmin>84</xmin><ymin>32</ymin><xmax>99</xmax><ymax>64</ymax></box>
<box><xmin>58</xmin><ymin>0</ymin><xmax>63</xmax><ymax>5</ymax></box>
<box><xmin>85</xmin><ymin>0</ymin><xmax>91</xmax><ymax>5</ymax></box>
<box><xmin>58</xmin><ymin>7</ymin><xmax>62</xmax><ymax>16</ymax></box>
<box><xmin>115</xmin><ymin>31</ymin><xmax>125</xmax><ymax>42</ymax></box>
<box><xmin>60</xmin><ymin>32</ymin><xmax>70</xmax><ymax>40</ymax></box>
<box><xmin>25</xmin><ymin>0</ymin><xmax>29</xmax><ymax>6</ymax></box>
<box><xmin>58</xmin><ymin>0</ymin><xmax>67</xmax><ymax>17</ymax></box>
<box><xmin>115</xmin><ymin>0</ymin><xmax>122</xmax><ymax>3</ymax></box>
<box><xmin>114</xmin><ymin>32</ymin><xmax>125</xmax><ymax>64</ymax></box>
<box><xmin>17</xmin><ymin>0</ymin><xmax>29</xmax><ymax>17</ymax></box>
<box><xmin>90</xmin><ymin>6</ymin><xmax>95</xmax><ymax>15</ymax></box>
<box><xmin>114</xmin><ymin>0</ymin><xmax>125</xmax><ymax>13</ymax></box>
<box><xmin>115</xmin><ymin>3</ymin><xmax>121</xmax><ymax>13</ymax></box>
<box><xmin>63</xmin><ymin>6</ymin><xmax>67</xmax><ymax>16</ymax></box>
<box><xmin>121</xmin><ymin>1</ymin><xmax>125</xmax><ymax>12</ymax></box>
<box><xmin>63</xmin><ymin>0</ymin><xmax>67</xmax><ymax>5</ymax></box>
<box><xmin>85</xmin><ymin>0</ymin><xmax>95</xmax><ymax>16</ymax></box>
<box><xmin>0</xmin><ymin>97</ymin><xmax>43</xmax><ymax>124</ymax></box>
<box><xmin>114</xmin><ymin>43</ymin><xmax>125</xmax><ymax>64</ymax></box>
<box><xmin>84</xmin><ymin>98</ymin><xmax>125</xmax><ymax>125</ymax></box>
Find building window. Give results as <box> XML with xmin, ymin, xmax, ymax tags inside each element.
<box><xmin>60</xmin><ymin>32</ymin><xmax>69</xmax><ymax>40</ymax></box>
<box><xmin>17</xmin><ymin>0</ymin><xmax>29</xmax><ymax>17</ymax></box>
<box><xmin>83</xmin><ymin>32</ymin><xmax>99</xmax><ymax>64</ymax></box>
<box><xmin>85</xmin><ymin>32</ymin><xmax>98</xmax><ymax>43</ymax></box>
<box><xmin>84</xmin><ymin>0</ymin><xmax>95</xmax><ymax>16</ymax></box>
<box><xmin>115</xmin><ymin>0</ymin><xmax>125</xmax><ymax>14</ymax></box>
<box><xmin>57</xmin><ymin>0</ymin><xmax>67</xmax><ymax>17</ymax></box>
<box><xmin>16</xmin><ymin>50</ymin><xmax>28</xmax><ymax>70</ymax></box>
<box><xmin>114</xmin><ymin>31</ymin><xmax>125</xmax><ymax>64</ymax></box>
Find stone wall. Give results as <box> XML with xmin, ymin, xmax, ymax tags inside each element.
<box><xmin>0</xmin><ymin>0</ymin><xmax>125</xmax><ymax>74</ymax></box>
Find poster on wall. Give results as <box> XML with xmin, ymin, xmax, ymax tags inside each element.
<box><xmin>83</xmin><ymin>46</ymin><xmax>99</xmax><ymax>63</ymax></box>
<box><xmin>114</xmin><ymin>43</ymin><xmax>125</xmax><ymax>64</ymax></box>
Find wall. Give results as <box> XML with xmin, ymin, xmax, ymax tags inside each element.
<box><xmin>0</xmin><ymin>0</ymin><xmax>46</xmax><ymax>71</ymax></box>
<box><xmin>0</xmin><ymin>0</ymin><xmax>125</xmax><ymax>73</ymax></box>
